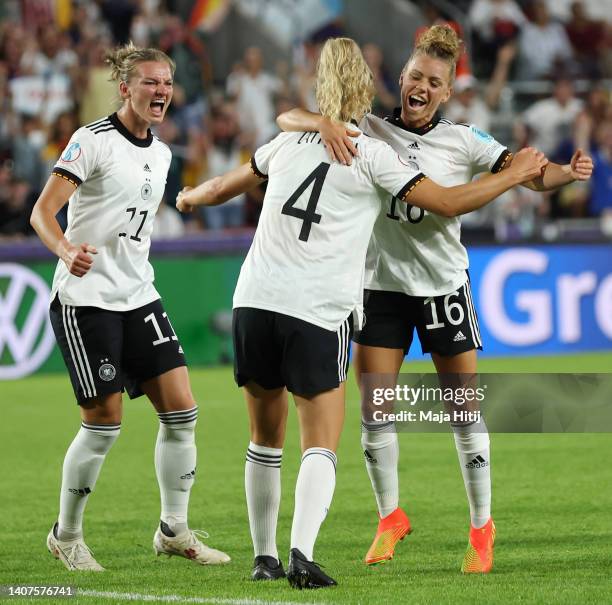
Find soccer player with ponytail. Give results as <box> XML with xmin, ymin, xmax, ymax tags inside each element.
<box><xmin>178</xmin><ymin>36</ymin><xmax>545</xmax><ymax>587</ymax></box>
<box><xmin>277</xmin><ymin>25</ymin><xmax>593</xmax><ymax>573</ymax></box>
<box><xmin>31</xmin><ymin>43</ymin><xmax>229</xmax><ymax>571</ymax></box>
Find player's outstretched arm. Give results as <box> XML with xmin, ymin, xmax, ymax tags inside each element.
<box><xmin>30</xmin><ymin>175</ymin><xmax>97</xmax><ymax>278</ymax></box>
<box><xmin>277</xmin><ymin>108</ymin><xmax>359</xmax><ymax>165</ymax></box>
<box><xmin>176</xmin><ymin>163</ymin><xmax>264</xmax><ymax>212</ymax></box>
<box><xmin>510</xmin><ymin>148</ymin><xmax>593</xmax><ymax>191</ymax></box>
<box><xmin>405</xmin><ymin>147</ymin><xmax>548</xmax><ymax>217</ymax></box>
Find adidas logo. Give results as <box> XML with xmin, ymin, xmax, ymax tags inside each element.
<box><xmin>453</xmin><ymin>331</ymin><xmax>467</xmax><ymax>342</ymax></box>
<box><xmin>68</xmin><ymin>487</ymin><xmax>92</xmax><ymax>496</ymax></box>
<box><xmin>180</xmin><ymin>469</ymin><xmax>196</xmax><ymax>480</ymax></box>
<box><xmin>407</xmin><ymin>141</ymin><xmax>420</xmax><ymax>150</ymax></box>
<box><xmin>364</xmin><ymin>449</ymin><xmax>378</xmax><ymax>464</ymax></box>
<box><xmin>143</xmin><ymin>163</ymin><xmax>151</xmax><ymax>172</ymax></box>
<box><xmin>465</xmin><ymin>455</ymin><xmax>488</xmax><ymax>469</ymax></box>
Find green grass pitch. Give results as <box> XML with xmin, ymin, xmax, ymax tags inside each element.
<box><xmin>1</xmin><ymin>353</ymin><xmax>611</xmax><ymax>605</ymax></box>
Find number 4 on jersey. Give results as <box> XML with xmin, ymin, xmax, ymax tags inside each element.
<box><xmin>282</xmin><ymin>162</ymin><xmax>330</xmax><ymax>242</ymax></box>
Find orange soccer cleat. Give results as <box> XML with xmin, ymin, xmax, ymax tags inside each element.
<box><xmin>461</xmin><ymin>517</ymin><xmax>496</xmax><ymax>573</ymax></box>
<box><xmin>364</xmin><ymin>507</ymin><xmax>412</xmax><ymax>565</ymax></box>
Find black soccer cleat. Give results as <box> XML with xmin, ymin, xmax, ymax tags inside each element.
<box><xmin>251</xmin><ymin>555</ymin><xmax>286</xmax><ymax>581</ymax></box>
<box><xmin>287</xmin><ymin>548</ymin><xmax>337</xmax><ymax>589</ymax></box>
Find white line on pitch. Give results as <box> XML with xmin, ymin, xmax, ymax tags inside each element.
<box><xmin>79</xmin><ymin>589</ymin><xmax>321</xmax><ymax>605</ymax></box>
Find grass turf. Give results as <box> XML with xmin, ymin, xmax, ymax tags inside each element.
<box><xmin>1</xmin><ymin>352</ymin><xmax>611</xmax><ymax>604</ymax></box>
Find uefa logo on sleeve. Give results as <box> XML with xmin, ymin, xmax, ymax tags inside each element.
<box><xmin>61</xmin><ymin>142</ymin><xmax>82</xmax><ymax>162</ymax></box>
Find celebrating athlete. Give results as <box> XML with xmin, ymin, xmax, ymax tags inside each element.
<box><xmin>30</xmin><ymin>43</ymin><xmax>229</xmax><ymax>571</ymax></box>
<box><xmin>176</xmin><ymin>37</ymin><xmax>545</xmax><ymax>588</ymax></box>
<box><xmin>277</xmin><ymin>25</ymin><xmax>593</xmax><ymax>573</ymax></box>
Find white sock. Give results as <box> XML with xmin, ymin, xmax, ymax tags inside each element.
<box><xmin>361</xmin><ymin>421</ymin><xmax>399</xmax><ymax>518</ymax></box>
<box><xmin>155</xmin><ymin>406</ymin><xmax>198</xmax><ymax>535</ymax></box>
<box><xmin>452</xmin><ymin>419</ymin><xmax>491</xmax><ymax>528</ymax></box>
<box><xmin>57</xmin><ymin>422</ymin><xmax>120</xmax><ymax>541</ymax></box>
<box><xmin>245</xmin><ymin>442</ymin><xmax>282</xmax><ymax>559</ymax></box>
<box><xmin>290</xmin><ymin>447</ymin><xmax>337</xmax><ymax>561</ymax></box>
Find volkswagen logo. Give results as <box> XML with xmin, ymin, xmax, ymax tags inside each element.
<box><xmin>0</xmin><ymin>264</ymin><xmax>55</xmax><ymax>379</ymax></box>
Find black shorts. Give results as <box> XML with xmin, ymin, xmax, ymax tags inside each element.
<box><xmin>50</xmin><ymin>296</ymin><xmax>186</xmax><ymax>405</ymax></box>
<box><xmin>232</xmin><ymin>307</ymin><xmax>352</xmax><ymax>395</ymax></box>
<box><xmin>354</xmin><ymin>278</ymin><xmax>482</xmax><ymax>356</ymax></box>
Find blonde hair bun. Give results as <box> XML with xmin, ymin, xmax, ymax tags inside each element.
<box><xmin>105</xmin><ymin>42</ymin><xmax>175</xmax><ymax>83</ymax></box>
<box><xmin>415</xmin><ymin>24</ymin><xmax>462</xmax><ymax>64</ymax></box>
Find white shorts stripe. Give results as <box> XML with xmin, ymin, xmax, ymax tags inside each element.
<box><xmin>466</xmin><ymin>282</ymin><xmax>482</xmax><ymax>347</ymax></box>
<box><xmin>463</xmin><ymin>283</ymin><xmax>482</xmax><ymax>348</ymax></box>
<box><xmin>467</xmin><ymin>284</ymin><xmax>482</xmax><ymax>345</ymax></box>
<box><xmin>338</xmin><ymin>322</ymin><xmax>346</xmax><ymax>382</ymax></box>
<box><xmin>336</xmin><ymin>322</ymin><xmax>343</xmax><ymax>382</ymax></box>
<box><xmin>70</xmin><ymin>307</ymin><xmax>97</xmax><ymax>397</ymax></box>
<box><xmin>65</xmin><ymin>306</ymin><xmax>94</xmax><ymax>398</ymax></box>
<box><xmin>61</xmin><ymin>305</ymin><xmax>89</xmax><ymax>398</ymax></box>
<box><xmin>337</xmin><ymin>318</ymin><xmax>349</xmax><ymax>382</ymax></box>
<box><xmin>343</xmin><ymin>319</ymin><xmax>350</xmax><ymax>380</ymax></box>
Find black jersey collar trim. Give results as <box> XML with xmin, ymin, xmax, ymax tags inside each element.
<box><xmin>385</xmin><ymin>107</ymin><xmax>441</xmax><ymax>135</ymax></box>
<box><xmin>109</xmin><ymin>113</ymin><xmax>153</xmax><ymax>148</ymax></box>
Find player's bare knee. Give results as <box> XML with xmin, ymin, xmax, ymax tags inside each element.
<box><xmin>80</xmin><ymin>393</ymin><xmax>122</xmax><ymax>425</ymax></box>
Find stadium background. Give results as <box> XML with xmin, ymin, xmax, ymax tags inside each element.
<box><xmin>0</xmin><ymin>1</ymin><xmax>611</xmax><ymax>604</ymax></box>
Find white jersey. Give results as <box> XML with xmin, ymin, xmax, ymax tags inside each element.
<box><xmin>233</xmin><ymin>128</ymin><xmax>425</xmax><ymax>331</ymax></box>
<box><xmin>51</xmin><ymin>113</ymin><xmax>172</xmax><ymax>310</ymax></box>
<box><xmin>361</xmin><ymin>111</ymin><xmax>510</xmax><ymax>296</ymax></box>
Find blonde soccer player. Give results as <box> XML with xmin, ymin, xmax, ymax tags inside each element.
<box><xmin>176</xmin><ymin>37</ymin><xmax>546</xmax><ymax>588</ymax></box>
<box><xmin>278</xmin><ymin>25</ymin><xmax>593</xmax><ymax>573</ymax></box>
<box><xmin>31</xmin><ymin>43</ymin><xmax>229</xmax><ymax>571</ymax></box>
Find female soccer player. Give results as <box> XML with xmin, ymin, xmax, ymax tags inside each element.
<box><xmin>277</xmin><ymin>25</ymin><xmax>594</xmax><ymax>573</ymax></box>
<box><xmin>30</xmin><ymin>43</ymin><xmax>229</xmax><ymax>571</ymax></box>
<box><xmin>176</xmin><ymin>37</ymin><xmax>545</xmax><ymax>588</ymax></box>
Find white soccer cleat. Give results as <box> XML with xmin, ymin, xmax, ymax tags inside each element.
<box><xmin>153</xmin><ymin>527</ymin><xmax>231</xmax><ymax>565</ymax></box>
<box><xmin>46</xmin><ymin>524</ymin><xmax>105</xmax><ymax>571</ymax></box>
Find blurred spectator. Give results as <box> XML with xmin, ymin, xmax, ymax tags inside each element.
<box><xmin>469</xmin><ymin>0</ymin><xmax>525</xmax><ymax>77</ymax></box>
<box><xmin>196</xmin><ymin>102</ymin><xmax>250</xmax><ymax>230</ymax></box>
<box><xmin>1</xmin><ymin>24</ymin><xmax>31</xmax><ymax>79</ymax></box>
<box><xmin>565</xmin><ymin>1</ymin><xmax>606</xmax><ymax>78</ymax></box>
<box><xmin>11</xmin><ymin>114</ymin><xmax>46</xmax><ymax>190</ymax></box>
<box><xmin>41</xmin><ymin>110</ymin><xmax>79</xmax><ymax>173</ymax></box>
<box><xmin>362</xmin><ymin>43</ymin><xmax>396</xmax><ymax>116</ymax></box>
<box><xmin>99</xmin><ymin>0</ymin><xmax>139</xmax><ymax>44</ymax></box>
<box><xmin>542</xmin><ymin>0</ymin><xmax>611</xmax><ymax>23</ymax></box>
<box><xmin>483</xmin><ymin>42</ymin><xmax>517</xmax><ymax>110</ymax></box>
<box><xmin>493</xmin><ymin>186</ymin><xmax>548</xmax><ymax>239</ymax></box>
<box><xmin>517</xmin><ymin>0</ymin><xmax>574</xmax><ymax>79</ymax></box>
<box><xmin>520</xmin><ymin>78</ymin><xmax>583</xmax><ymax>156</ymax></box>
<box><xmin>159</xmin><ymin>16</ymin><xmax>211</xmax><ymax>128</ymax></box>
<box><xmin>227</xmin><ymin>46</ymin><xmax>287</xmax><ymax>146</ymax></box>
<box><xmin>78</xmin><ymin>36</ymin><xmax>117</xmax><ymax>124</ymax></box>
<box><xmin>292</xmin><ymin>40</ymin><xmax>321</xmax><ymax>113</ymax></box>
<box><xmin>444</xmin><ymin>75</ymin><xmax>492</xmax><ymax>131</ymax></box>
<box><xmin>469</xmin><ymin>0</ymin><xmax>526</xmax><ymax>42</ymax></box>
<box><xmin>19</xmin><ymin>27</ymin><xmax>78</xmax><ymax>78</ymax></box>
<box><xmin>0</xmin><ymin>161</ymin><xmax>36</xmax><ymax>240</ymax></box>
<box><xmin>416</xmin><ymin>4</ymin><xmax>471</xmax><ymax>76</ymax></box>
<box><xmin>589</xmin><ymin>119</ymin><xmax>612</xmax><ymax>217</ymax></box>
<box><xmin>574</xmin><ymin>85</ymin><xmax>612</xmax><ymax>152</ymax></box>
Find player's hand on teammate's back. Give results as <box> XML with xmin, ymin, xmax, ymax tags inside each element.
<box><xmin>510</xmin><ymin>147</ymin><xmax>549</xmax><ymax>182</ymax></box>
<box><xmin>569</xmin><ymin>148</ymin><xmax>593</xmax><ymax>181</ymax></box>
<box><xmin>319</xmin><ymin>116</ymin><xmax>360</xmax><ymax>165</ymax></box>
<box><xmin>176</xmin><ymin>186</ymin><xmax>194</xmax><ymax>213</ymax></box>
<box><xmin>62</xmin><ymin>242</ymin><xmax>97</xmax><ymax>277</ymax></box>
